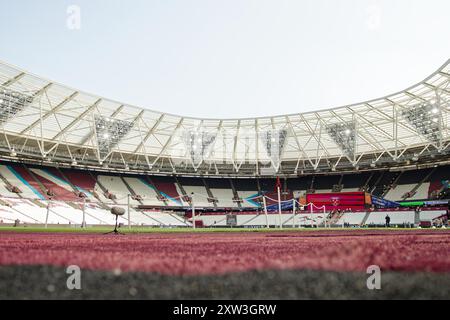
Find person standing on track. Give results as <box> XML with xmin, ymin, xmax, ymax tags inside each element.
<box><xmin>385</xmin><ymin>214</ymin><xmax>391</xmax><ymax>228</ymax></box>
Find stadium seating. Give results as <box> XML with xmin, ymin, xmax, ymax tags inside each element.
<box><xmin>365</xmin><ymin>211</ymin><xmax>415</xmax><ymax>226</ymax></box>
<box><xmin>205</xmin><ymin>179</ymin><xmax>239</xmax><ymax>208</ymax></box>
<box><xmin>210</xmin><ymin>188</ymin><xmax>238</xmax><ymax>207</ymax></box>
<box><xmin>385</xmin><ymin>185</ymin><xmax>414</xmax><ymax>201</ymax></box>
<box><xmin>420</xmin><ymin>210</ymin><xmax>447</xmax><ymax>221</ymax></box>
<box><xmin>151</xmin><ymin>176</ymin><xmax>186</xmax><ymax>206</ymax></box>
<box><xmin>177</xmin><ymin>177</ymin><xmax>212</xmax><ymax>207</ymax></box>
<box><xmin>183</xmin><ymin>185</ymin><xmax>211</xmax><ymax>207</ymax></box>
<box><xmin>141</xmin><ymin>211</ymin><xmax>189</xmax><ymax>226</ymax></box>
<box><xmin>337</xmin><ymin>212</ymin><xmax>367</xmax><ymax>226</ymax></box>
<box><xmin>97</xmin><ymin>175</ymin><xmax>137</xmax><ymax>204</ymax></box>
<box><xmin>238</xmin><ymin>191</ymin><xmax>261</xmax><ymax>208</ymax></box>
<box><xmin>123</xmin><ymin>177</ymin><xmax>165</xmax><ymax>206</ymax></box>
<box><xmin>197</xmin><ymin>212</ymin><xmax>329</xmax><ymax>228</ymax></box>
<box><xmin>314</xmin><ymin>175</ymin><xmax>341</xmax><ymax>193</ymax></box>
<box><xmin>1</xmin><ymin>198</ymin><xmax>47</xmax><ymax>223</ymax></box>
<box><xmin>196</xmin><ymin>210</ymin><xmax>448</xmax><ymax>228</ymax></box>
<box><xmin>0</xmin><ymin>160</ymin><xmax>448</xmax><ymax>227</ymax></box>
<box><xmin>0</xmin><ymin>199</ymin><xmax>43</xmax><ymax>224</ymax></box>
<box><xmin>30</xmin><ymin>168</ymin><xmax>79</xmax><ymax>201</ymax></box>
<box><xmin>11</xmin><ymin>166</ymin><xmax>48</xmax><ymax>199</ymax></box>
<box><xmin>0</xmin><ymin>181</ymin><xmax>16</xmax><ymax>199</ymax></box>
<box><xmin>60</xmin><ymin>169</ymin><xmax>96</xmax><ymax>197</ymax></box>
<box><xmin>0</xmin><ymin>165</ymin><xmax>45</xmax><ymax>199</ymax></box>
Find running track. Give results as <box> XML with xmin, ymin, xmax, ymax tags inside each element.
<box><xmin>0</xmin><ymin>230</ymin><xmax>449</xmax><ymax>275</ymax></box>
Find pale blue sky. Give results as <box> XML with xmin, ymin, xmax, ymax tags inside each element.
<box><xmin>0</xmin><ymin>0</ymin><xmax>449</xmax><ymax>118</ymax></box>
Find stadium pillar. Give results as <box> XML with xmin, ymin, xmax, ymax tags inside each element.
<box><xmin>277</xmin><ymin>186</ymin><xmax>282</xmax><ymax>229</ymax></box>
<box><xmin>45</xmin><ymin>200</ymin><xmax>50</xmax><ymax>229</ymax></box>
<box><xmin>262</xmin><ymin>195</ymin><xmax>269</xmax><ymax>228</ymax></box>
<box><xmin>127</xmin><ymin>194</ymin><xmax>131</xmax><ymax>230</ymax></box>
<box><xmin>191</xmin><ymin>193</ymin><xmax>196</xmax><ymax>229</ymax></box>
<box><xmin>82</xmin><ymin>198</ymin><xmax>86</xmax><ymax>228</ymax></box>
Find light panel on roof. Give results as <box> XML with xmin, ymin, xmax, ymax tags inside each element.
<box><xmin>95</xmin><ymin>115</ymin><xmax>133</xmax><ymax>160</ymax></box>
<box><xmin>401</xmin><ymin>102</ymin><xmax>442</xmax><ymax>147</ymax></box>
<box><xmin>326</xmin><ymin>121</ymin><xmax>357</xmax><ymax>160</ymax></box>
<box><xmin>0</xmin><ymin>87</ymin><xmax>33</xmax><ymax>125</ymax></box>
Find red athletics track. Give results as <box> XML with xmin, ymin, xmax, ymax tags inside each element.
<box><xmin>0</xmin><ymin>230</ymin><xmax>449</xmax><ymax>275</ymax></box>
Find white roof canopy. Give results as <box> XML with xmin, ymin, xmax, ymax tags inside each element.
<box><xmin>0</xmin><ymin>59</ymin><xmax>449</xmax><ymax>176</ymax></box>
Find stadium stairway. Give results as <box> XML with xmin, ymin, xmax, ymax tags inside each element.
<box><xmin>150</xmin><ymin>176</ymin><xmax>185</xmax><ymax>206</ymax></box>
<box><xmin>44</xmin><ymin>168</ymin><xmax>90</xmax><ymax>208</ymax></box>
<box><xmin>124</xmin><ymin>176</ymin><xmax>166</xmax><ymax>206</ymax></box>
<box><xmin>385</xmin><ymin>184</ymin><xmax>413</xmax><ymax>201</ymax></box>
<box><xmin>202</xmin><ymin>178</ymin><xmax>218</xmax><ymax>209</ymax></box>
<box><xmin>361</xmin><ymin>211</ymin><xmax>371</xmax><ymax>225</ymax></box>
<box><xmin>0</xmin><ymin>179</ymin><xmax>19</xmax><ymax>199</ymax></box>
<box><xmin>120</xmin><ymin>176</ymin><xmax>144</xmax><ymax>205</ymax></box>
<box><xmin>90</xmin><ymin>172</ymin><xmax>118</xmax><ymax>205</ymax></box>
<box><xmin>61</xmin><ymin>169</ymin><xmax>96</xmax><ymax>197</ymax></box>
<box><xmin>22</xmin><ymin>165</ymin><xmax>49</xmax><ymax>198</ymax></box>
<box><xmin>30</xmin><ymin>168</ymin><xmax>80</xmax><ymax>201</ymax></box>
<box><xmin>97</xmin><ymin>175</ymin><xmax>141</xmax><ymax>205</ymax></box>
<box><xmin>367</xmin><ymin>171</ymin><xmax>383</xmax><ymax>194</ymax></box>
<box><xmin>142</xmin><ymin>176</ymin><xmax>169</xmax><ymax>206</ymax></box>
<box><xmin>145</xmin><ymin>176</ymin><xmax>170</xmax><ymax>206</ymax></box>
<box><xmin>55</xmin><ymin>168</ymin><xmax>80</xmax><ymax>193</ymax></box>
<box><xmin>0</xmin><ymin>170</ymin><xmax>21</xmax><ymax>198</ymax></box>
<box><xmin>174</xmin><ymin>176</ymin><xmax>190</xmax><ymax>204</ymax></box>
<box><xmin>228</xmin><ymin>179</ymin><xmax>243</xmax><ymax>209</ymax></box>
<box><xmin>1</xmin><ymin>165</ymin><xmax>46</xmax><ymax>200</ymax></box>
<box><xmin>382</xmin><ymin>171</ymin><xmax>403</xmax><ymax>198</ymax></box>
<box><xmin>50</xmin><ymin>168</ymin><xmax>90</xmax><ymax>210</ymax></box>
<box><xmin>377</xmin><ymin>171</ymin><xmax>399</xmax><ymax>196</ymax></box>
<box><xmin>337</xmin><ymin>174</ymin><xmax>344</xmax><ymax>189</ymax></box>
<box><xmin>360</xmin><ymin>172</ymin><xmax>374</xmax><ymax>191</ymax></box>
<box><xmin>402</xmin><ymin>168</ymin><xmax>436</xmax><ymax>200</ymax></box>
<box><xmin>183</xmin><ymin>185</ymin><xmax>213</xmax><ymax>207</ymax></box>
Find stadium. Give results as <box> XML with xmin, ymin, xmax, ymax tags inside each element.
<box><xmin>0</xmin><ymin>58</ymin><xmax>449</xmax><ymax>227</ymax></box>
<box><xmin>0</xmin><ymin>56</ymin><xmax>449</xmax><ymax>300</ymax></box>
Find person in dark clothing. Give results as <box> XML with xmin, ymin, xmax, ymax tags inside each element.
<box><xmin>385</xmin><ymin>214</ymin><xmax>391</xmax><ymax>228</ymax></box>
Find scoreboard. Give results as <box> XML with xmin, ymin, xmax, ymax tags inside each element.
<box><xmin>306</xmin><ymin>192</ymin><xmax>371</xmax><ymax>211</ymax></box>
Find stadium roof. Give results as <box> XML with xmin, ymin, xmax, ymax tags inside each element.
<box><xmin>0</xmin><ymin>59</ymin><xmax>449</xmax><ymax>177</ymax></box>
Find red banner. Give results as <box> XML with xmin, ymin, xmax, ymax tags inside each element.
<box><xmin>306</xmin><ymin>192</ymin><xmax>369</xmax><ymax>211</ymax></box>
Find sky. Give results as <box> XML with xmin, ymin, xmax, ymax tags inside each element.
<box><xmin>0</xmin><ymin>0</ymin><xmax>449</xmax><ymax>119</ymax></box>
